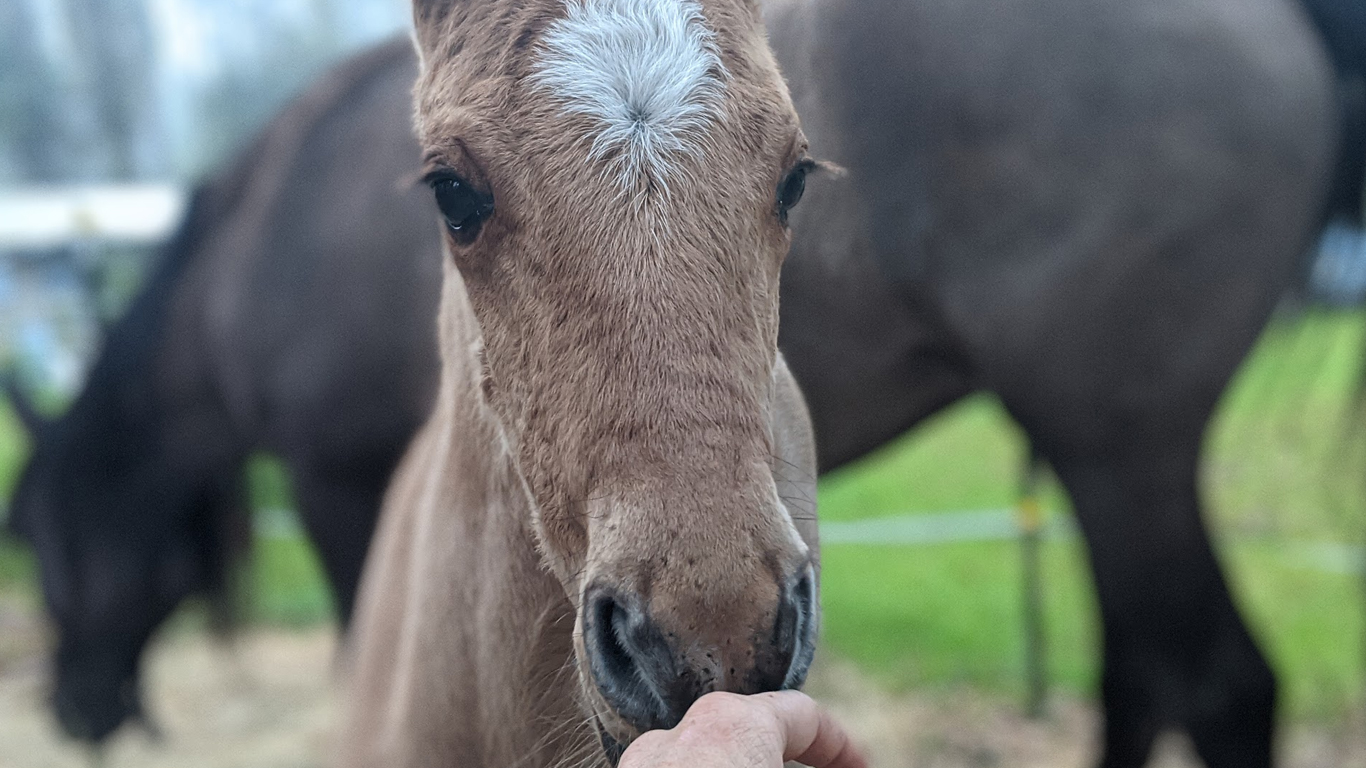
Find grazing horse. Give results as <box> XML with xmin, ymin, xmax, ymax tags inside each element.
<box><xmin>5</xmin><ymin>41</ymin><xmax>440</xmax><ymax>743</ymax></box>
<box><xmin>335</xmin><ymin>0</ymin><xmax>819</xmax><ymax>765</ymax></box>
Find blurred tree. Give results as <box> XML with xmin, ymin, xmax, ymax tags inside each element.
<box><xmin>1</xmin><ymin>0</ymin><xmax>409</xmax><ymax>184</ymax></box>
<box><xmin>182</xmin><ymin>0</ymin><xmax>356</xmax><ymax>176</ymax></box>
<box><xmin>0</xmin><ymin>0</ymin><xmax>76</xmax><ymax>182</ymax></box>
<box><xmin>63</xmin><ymin>0</ymin><xmax>167</xmax><ymax>180</ymax></box>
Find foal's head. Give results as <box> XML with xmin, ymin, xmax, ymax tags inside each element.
<box><xmin>412</xmin><ymin>0</ymin><xmax>817</xmax><ymax>748</ymax></box>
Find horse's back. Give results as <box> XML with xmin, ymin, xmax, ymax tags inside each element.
<box><xmin>161</xmin><ymin>38</ymin><xmax>439</xmax><ymax>466</ymax></box>
<box><xmin>1302</xmin><ymin>0</ymin><xmax>1366</xmax><ymax>75</ymax></box>
<box><xmin>776</xmin><ymin>0</ymin><xmax>1336</xmax><ymax>449</ymax></box>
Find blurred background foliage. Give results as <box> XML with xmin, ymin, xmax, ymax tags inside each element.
<box><xmin>0</xmin><ymin>0</ymin><xmax>409</xmax><ymax>185</ymax></box>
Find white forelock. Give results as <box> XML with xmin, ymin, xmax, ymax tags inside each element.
<box><xmin>532</xmin><ymin>0</ymin><xmax>727</xmax><ymax>190</ymax></box>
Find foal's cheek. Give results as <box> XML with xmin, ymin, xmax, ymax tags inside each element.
<box><xmin>529</xmin><ymin>505</ymin><xmax>590</xmax><ymax>591</ymax></box>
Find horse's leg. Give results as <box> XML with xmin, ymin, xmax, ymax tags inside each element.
<box><xmin>1040</xmin><ymin>433</ymin><xmax>1274</xmax><ymax>768</ymax></box>
<box><xmin>287</xmin><ymin>462</ymin><xmax>388</xmax><ymax>627</ymax></box>
<box><xmin>207</xmin><ymin>468</ymin><xmax>252</xmax><ymax>631</ymax></box>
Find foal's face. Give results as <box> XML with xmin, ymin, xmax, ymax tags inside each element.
<box><xmin>413</xmin><ymin>0</ymin><xmax>817</xmax><ymax>748</ymax></box>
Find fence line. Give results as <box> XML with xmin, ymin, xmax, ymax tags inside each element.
<box><xmin>251</xmin><ymin>505</ymin><xmax>1365</xmax><ymax>575</ymax></box>
<box><xmin>0</xmin><ymin>184</ymin><xmax>186</xmax><ymax>249</ymax></box>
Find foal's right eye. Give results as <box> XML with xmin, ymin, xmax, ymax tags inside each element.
<box><xmin>430</xmin><ymin>175</ymin><xmax>494</xmax><ymax>244</ymax></box>
<box><xmin>775</xmin><ymin>159</ymin><xmax>815</xmax><ymax>226</ymax></box>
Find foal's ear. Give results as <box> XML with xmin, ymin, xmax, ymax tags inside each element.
<box><xmin>410</xmin><ymin>0</ymin><xmax>464</xmax><ymax>60</ymax></box>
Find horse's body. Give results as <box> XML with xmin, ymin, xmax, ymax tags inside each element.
<box><xmin>11</xmin><ymin>0</ymin><xmax>1345</xmax><ymax>764</ymax></box>
<box><xmin>773</xmin><ymin>2</ymin><xmax>1334</xmax><ymax>768</ymax></box>
<box><xmin>7</xmin><ymin>41</ymin><xmax>440</xmax><ymax>741</ymax></box>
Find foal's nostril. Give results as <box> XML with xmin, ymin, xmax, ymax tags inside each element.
<box><xmin>772</xmin><ymin>568</ymin><xmax>817</xmax><ymax>690</ymax></box>
<box><xmin>583</xmin><ymin>571</ymin><xmax>818</xmax><ymax>734</ymax></box>
<box><xmin>583</xmin><ymin>586</ymin><xmax>689</xmax><ymax>732</ymax></box>
<box><xmin>591</xmin><ymin>594</ymin><xmax>643</xmax><ymax>700</ymax></box>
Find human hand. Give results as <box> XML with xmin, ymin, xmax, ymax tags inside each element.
<box><xmin>618</xmin><ymin>690</ymin><xmax>867</xmax><ymax>768</ymax></box>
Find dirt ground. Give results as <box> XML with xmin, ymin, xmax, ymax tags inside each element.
<box><xmin>1</xmin><ymin>598</ymin><xmax>1363</xmax><ymax>768</ymax></box>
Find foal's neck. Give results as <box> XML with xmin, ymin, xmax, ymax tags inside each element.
<box><xmin>436</xmin><ymin>269</ymin><xmax>596</xmax><ymax>765</ymax></box>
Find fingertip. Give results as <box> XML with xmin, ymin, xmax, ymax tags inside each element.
<box><xmin>756</xmin><ymin>690</ymin><xmax>865</xmax><ymax>768</ymax></box>
<box><xmin>821</xmin><ymin>731</ymin><xmax>870</xmax><ymax>768</ymax></box>
<box><xmin>795</xmin><ymin>708</ymin><xmax>867</xmax><ymax>768</ymax></box>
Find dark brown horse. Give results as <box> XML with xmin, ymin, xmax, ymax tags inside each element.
<box><xmin>772</xmin><ymin>3</ymin><xmax>1332</xmax><ymax>768</ymax></box>
<box><xmin>9</xmin><ymin>0</ymin><xmax>1346</xmax><ymax>763</ymax></box>
<box><xmin>7</xmin><ymin>42</ymin><xmax>439</xmax><ymax>742</ymax></box>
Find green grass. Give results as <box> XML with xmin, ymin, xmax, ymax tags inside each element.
<box><xmin>1</xmin><ymin>310</ymin><xmax>1365</xmax><ymax>722</ymax></box>
<box><xmin>0</xmin><ymin>400</ymin><xmax>35</xmax><ymax>597</ymax></box>
<box><xmin>812</xmin><ymin>308</ymin><xmax>1366</xmax><ymax>721</ymax></box>
<box><xmin>238</xmin><ymin>532</ymin><xmax>335</xmax><ymax>626</ymax></box>
<box><xmin>0</xmin><ymin>401</ymin><xmax>30</xmax><ymax>512</ymax></box>
<box><xmin>1231</xmin><ymin>542</ymin><xmax>1365</xmax><ymax>721</ymax></box>
<box><xmin>817</xmin><ymin>533</ymin><xmax>1365</xmax><ymax>721</ymax></box>
<box><xmin>819</xmin><ymin>539</ymin><xmax>1099</xmax><ymax>694</ymax></box>
<box><xmin>238</xmin><ymin>455</ymin><xmax>336</xmax><ymax>624</ymax></box>
<box><xmin>818</xmin><ymin>397</ymin><xmax>1030</xmax><ymax>520</ymax></box>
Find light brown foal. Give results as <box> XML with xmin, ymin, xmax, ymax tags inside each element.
<box><xmin>336</xmin><ymin>0</ymin><xmax>820</xmax><ymax>765</ymax></box>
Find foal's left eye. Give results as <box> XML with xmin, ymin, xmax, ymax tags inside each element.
<box><xmin>776</xmin><ymin>160</ymin><xmax>814</xmax><ymax>225</ymax></box>
<box><xmin>430</xmin><ymin>175</ymin><xmax>494</xmax><ymax>244</ymax></box>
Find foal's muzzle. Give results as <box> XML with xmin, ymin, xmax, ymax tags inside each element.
<box><xmin>582</xmin><ymin>568</ymin><xmax>817</xmax><ymax>735</ymax></box>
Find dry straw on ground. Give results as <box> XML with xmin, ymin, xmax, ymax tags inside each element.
<box><xmin>0</xmin><ymin>598</ymin><xmax>1361</xmax><ymax>768</ymax></box>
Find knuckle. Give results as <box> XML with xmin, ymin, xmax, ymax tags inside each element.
<box><xmin>685</xmin><ymin>691</ymin><xmax>751</xmax><ymax>722</ymax></box>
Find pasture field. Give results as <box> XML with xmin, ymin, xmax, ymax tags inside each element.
<box><xmin>0</xmin><ymin>309</ymin><xmax>1364</xmax><ymax>724</ymax></box>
